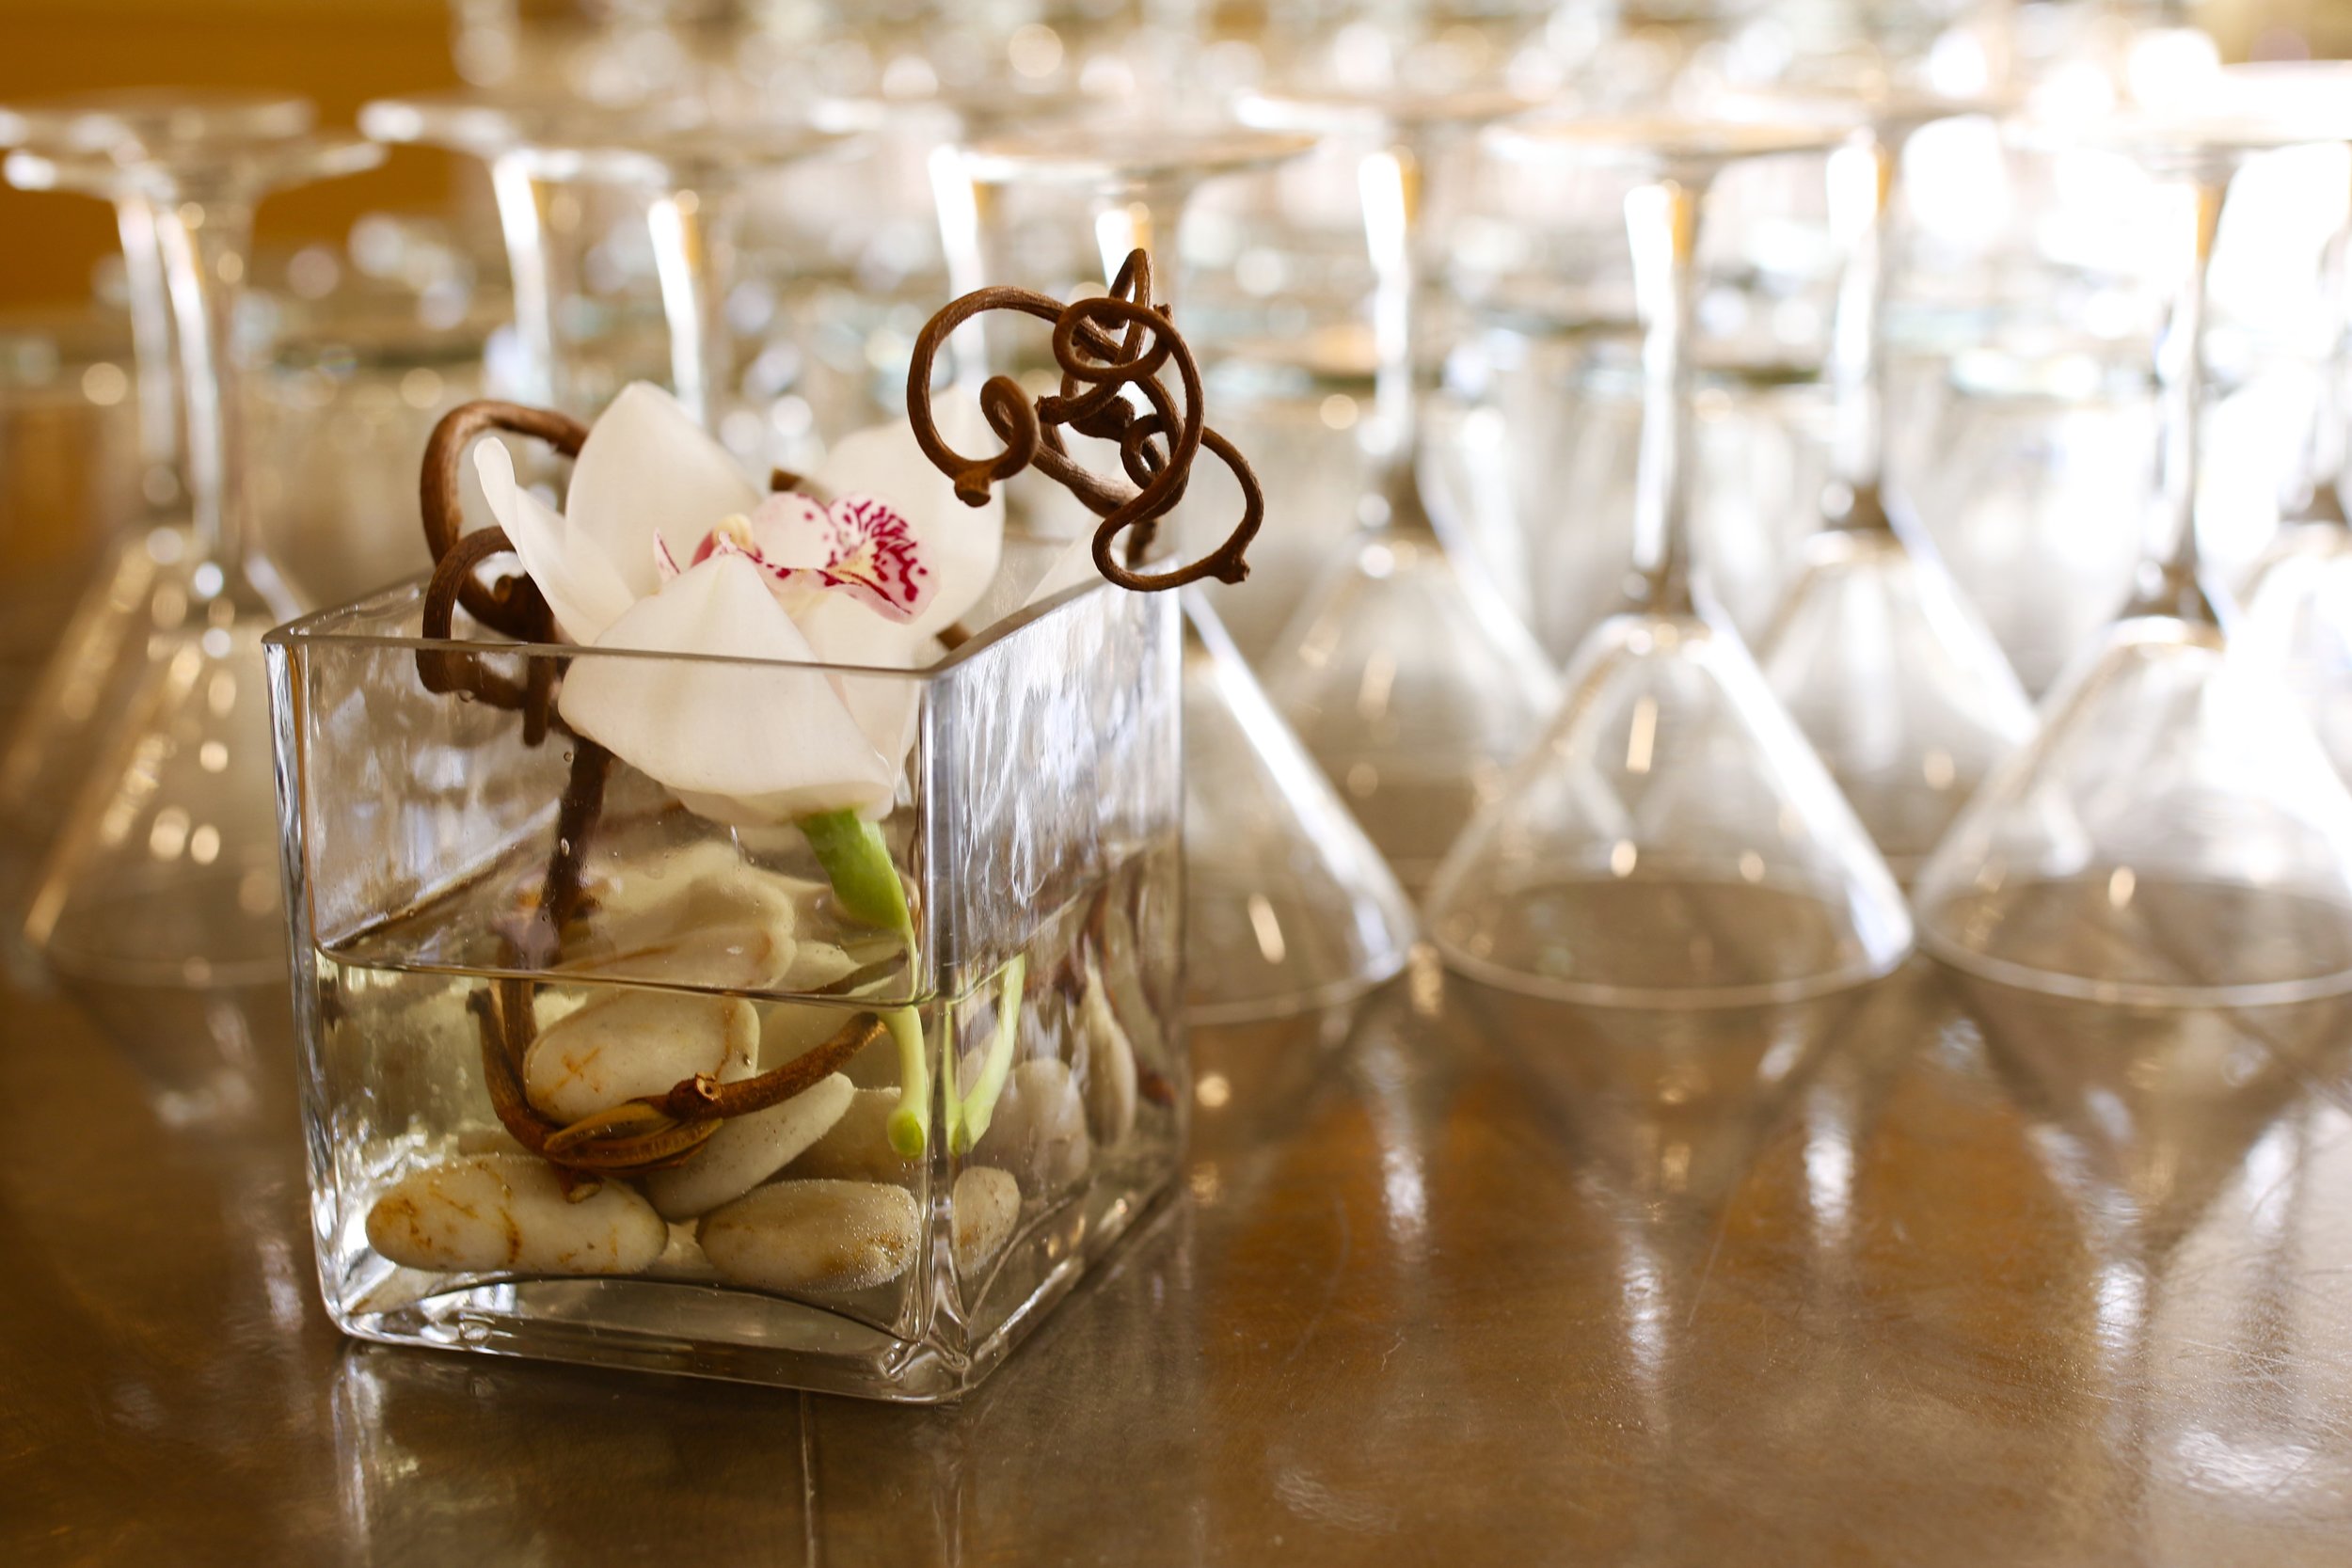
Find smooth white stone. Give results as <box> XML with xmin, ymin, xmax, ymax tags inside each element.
<box><xmin>576</xmin><ymin>842</ymin><xmax>818</xmax><ymax>990</ymax></box>
<box><xmin>1097</xmin><ymin>897</ymin><xmax>1168</xmax><ymax>1065</ymax></box>
<box><xmin>523</xmin><ymin>989</ymin><xmax>757</xmax><ymax>1124</ymax></box>
<box><xmin>644</xmin><ymin>1073</ymin><xmax>857</xmax><ymax>1221</ymax></box>
<box><xmin>953</xmin><ymin>1165</ymin><xmax>1020</xmax><ymax>1277</ymax></box>
<box><xmin>1077</xmin><ymin>961</ymin><xmax>1138</xmax><ymax>1147</ymax></box>
<box><xmin>973</xmin><ymin>1057</ymin><xmax>1090</xmax><ymax>1195</ymax></box>
<box><xmin>365</xmin><ymin>1154</ymin><xmax>665</xmax><ymax>1275</ymax></box>
<box><xmin>645</xmin><ymin>1226</ymin><xmax>722</xmax><ymax>1280</ymax></box>
<box><xmin>787</xmin><ymin>1087</ymin><xmax>919</xmax><ymax>1183</ymax></box>
<box><xmin>612</xmin><ymin>922</ymin><xmax>795</xmax><ymax>992</ymax></box>
<box><xmin>699</xmin><ymin>1180</ymin><xmax>921</xmax><ymax>1295</ymax></box>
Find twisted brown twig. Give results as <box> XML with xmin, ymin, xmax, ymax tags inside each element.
<box><xmin>421</xmin><ymin>401</ymin><xmax>585</xmax><ymax>635</ymax></box>
<box><xmin>415</xmin><ymin>402</ymin><xmax>591</xmax><ymax>742</ymax></box>
<box><xmin>905</xmin><ymin>248</ymin><xmax>1262</xmax><ymax>593</ymax></box>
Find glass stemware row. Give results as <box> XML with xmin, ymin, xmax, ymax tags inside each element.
<box><xmin>13</xmin><ymin>37</ymin><xmax>2352</xmax><ymax>1024</ymax></box>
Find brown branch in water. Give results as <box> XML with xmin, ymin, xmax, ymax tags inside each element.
<box><xmin>904</xmin><ymin>247</ymin><xmax>1262</xmax><ymax>593</ymax></box>
<box><xmin>537</xmin><ymin>740</ymin><xmax>612</xmax><ymax>937</ymax></box>
<box><xmin>648</xmin><ymin>1011</ymin><xmax>887</xmax><ymax>1123</ymax></box>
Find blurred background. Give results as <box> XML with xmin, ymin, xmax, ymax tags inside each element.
<box><xmin>0</xmin><ymin>0</ymin><xmax>2344</xmax><ymax>310</ymax></box>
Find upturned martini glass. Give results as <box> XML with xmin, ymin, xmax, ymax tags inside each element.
<box><xmin>360</xmin><ymin>89</ymin><xmax>660</xmax><ymax>416</ymax></box>
<box><xmin>1755</xmin><ymin>90</ymin><xmax>2038</xmax><ymax>880</ymax></box>
<box><xmin>1238</xmin><ymin>84</ymin><xmax>1564</xmax><ymax>893</ymax></box>
<box><xmin>953</xmin><ymin>120</ymin><xmax>1419</xmax><ymax>1021</ymax></box>
<box><xmin>0</xmin><ymin>92</ymin><xmax>312</xmax><ymax>927</ymax></box>
<box><xmin>13</xmin><ymin>126</ymin><xmax>382</xmax><ymax>1007</ymax></box>
<box><xmin>1915</xmin><ymin>108</ymin><xmax>2352</xmax><ymax>1006</ymax></box>
<box><xmin>612</xmin><ymin>116</ymin><xmax>846</xmax><ymax>459</ymax></box>
<box><xmin>1428</xmin><ymin>115</ymin><xmax>1914</xmax><ymax>1006</ymax></box>
<box><xmin>2221</xmin><ymin>64</ymin><xmax>2352</xmax><ymax>784</ymax></box>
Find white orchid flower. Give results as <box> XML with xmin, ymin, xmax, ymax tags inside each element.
<box><xmin>474</xmin><ymin>382</ymin><xmax>1003</xmax><ymax>826</ymax></box>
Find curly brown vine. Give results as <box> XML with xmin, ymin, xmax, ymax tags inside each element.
<box><xmin>904</xmin><ymin>247</ymin><xmax>1263</xmax><ymax>593</ymax></box>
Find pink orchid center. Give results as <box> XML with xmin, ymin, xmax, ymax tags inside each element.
<box><xmin>653</xmin><ymin>491</ymin><xmax>934</xmax><ymax>625</ymax></box>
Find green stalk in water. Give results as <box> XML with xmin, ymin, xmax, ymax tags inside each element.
<box><xmin>953</xmin><ymin>954</ymin><xmax>1026</xmax><ymax>1154</ymax></box>
<box><xmin>798</xmin><ymin>808</ymin><xmax>914</xmax><ymax>949</ymax></box>
<box><xmin>797</xmin><ymin>808</ymin><xmax>926</xmax><ymax>1154</ymax></box>
<box><xmin>882</xmin><ymin>1007</ymin><xmax>930</xmax><ymax>1158</ymax></box>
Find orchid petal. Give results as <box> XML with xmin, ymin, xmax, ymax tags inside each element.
<box><xmin>691</xmin><ymin>490</ymin><xmax>936</xmax><ymax>623</ymax></box>
<box><xmin>565</xmin><ymin>383</ymin><xmax>763</xmax><ymax>598</ymax></box>
<box><xmin>471</xmin><ymin>437</ymin><xmax>636</xmax><ymax>643</ymax></box>
<box><xmin>559</xmin><ymin>554</ymin><xmax>898</xmax><ymax>824</ymax></box>
<box><xmin>813</xmin><ymin>407</ymin><xmax>1002</xmax><ymax>639</ymax></box>
<box><xmin>822</xmin><ymin>496</ymin><xmax>933</xmax><ymax>622</ymax></box>
<box><xmin>797</xmin><ymin>591</ymin><xmax>930</xmax><ymax>799</ymax></box>
<box><xmin>738</xmin><ymin>491</ymin><xmax>834</xmax><ymax>569</ymax></box>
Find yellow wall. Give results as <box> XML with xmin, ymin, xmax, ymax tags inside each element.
<box><xmin>0</xmin><ymin>0</ymin><xmax>460</xmax><ymax>309</ymax></box>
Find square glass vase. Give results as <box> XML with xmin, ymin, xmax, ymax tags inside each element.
<box><xmin>264</xmin><ymin>551</ymin><xmax>1184</xmax><ymax>1402</ymax></box>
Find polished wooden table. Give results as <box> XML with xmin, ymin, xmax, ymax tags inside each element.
<box><xmin>5</xmin><ymin>949</ymin><xmax>2351</xmax><ymax>1564</ymax></box>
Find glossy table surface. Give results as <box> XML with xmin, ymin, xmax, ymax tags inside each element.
<box><xmin>6</xmin><ymin>946</ymin><xmax>2352</xmax><ymax>1566</ymax></box>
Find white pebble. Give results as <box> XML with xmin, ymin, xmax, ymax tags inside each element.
<box><xmin>953</xmin><ymin>1165</ymin><xmax>1020</xmax><ymax>1276</ymax></box>
<box><xmin>974</xmin><ymin>1057</ymin><xmax>1091</xmax><ymax>1195</ymax></box>
<box><xmin>577</xmin><ymin>843</ymin><xmax>817</xmax><ymax>990</ymax></box>
<box><xmin>523</xmin><ymin>989</ymin><xmax>756</xmax><ymax>1124</ymax></box>
<box><xmin>1077</xmin><ymin>962</ymin><xmax>1137</xmax><ymax>1147</ymax></box>
<box><xmin>365</xmin><ymin>1153</ymin><xmax>665</xmax><ymax>1275</ymax></box>
<box><xmin>645</xmin><ymin>1227</ymin><xmax>721</xmax><ymax>1280</ymax></box>
<box><xmin>788</xmin><ymin>1087</ymin><xmax>920</xmax><ymax>1183</ymax></box>
<box><xmin>1097</xmin><ymin>898</ymin><xmax>1169</xmax><ymax>1064</ymax></box>
<box><xmin>699</xmin><ymin>1180</ymin><xmax>921</xmax><ymax>1295</ymax></box>
<box><xmin>644</xmin><ymin>1074</ymin><xmax>856</xmax><ymax>1221</ymax></box>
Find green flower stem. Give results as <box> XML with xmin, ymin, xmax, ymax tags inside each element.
<box><xmin>796</xmin><ymin>808</ymin><xmax>926</xmax><ymax>1155</ymax></box>
<box><xmin>798</xmin><ymin>809</ymin><xmax>915</xmax><ymax>952</ymax></box>
<box><xmin>952</xmin><ymin>955</ymin><xmax>1026</xmax><ymax>1155</ymax></box>
<box><xmin>882</xmin><ymin>1006</ymin><xmax>930</xmax><ymax>1158</ymax></box>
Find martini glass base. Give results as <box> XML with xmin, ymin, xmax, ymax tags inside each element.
<box><xmin>1431</xmin><ymin>870</ymin><xmax>1908</xmax><ymax>1009</ymax></box>
<box><xmin>1919</xmin><ymin>876</ymin><xmax>2352</xmax><ymax>1009</ymax></box>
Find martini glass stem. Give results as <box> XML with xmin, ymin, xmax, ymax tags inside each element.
<box><xmin>112</xmin><ymin>191</ymin><xmax>180</xmax><ymax>506</ymax></box>
<box><xmin>153</xmin><ymin>191</ymin><xmax>289</xmax><ymax>615</ymax></box>
<box><xmin>1357</xmin><ymin>140</ymin><xmax>1438</xmax><ymax>535</ymax></box>
<box><xmin>2136</xmin><ymin>174</ymin><xmax>2228</xmax><ymax>623</ymax></box>
<box><xmin>1091</xmin><ymin>171</ymin><xmax>1194</xmax><ymax>313</ymax></box>
<box><xmin>2286</xmin><ymin>165</ymin><xmax>2352</xmax><ymax>524</ymax></box>
<box><xmin>487</xmin><ymin>151</ymin><xmax>573</xmax><ymax>412</ymax></box>
<box><xmin>647</xmin><ymin>173</ymin><xmax>747</xmax><ymax>433</ymax></box>
<box><xmin>1827</xmin><ymin>135</ymin><xmax>1898</xmax><ymax>518</ymax></box>
<box><xmin>2287</xmin><ymin>329</ymin><xmax>2347</xmax><ymax>523</ymax></box>
<box><xmin>1625</xmin><ymin>173</ymin><xmax>1707</xmax><ymax>616</ymax></box>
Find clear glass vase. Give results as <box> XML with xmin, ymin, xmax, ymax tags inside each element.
<box><xmin>265</xmin><ymin>547</ymin><xmax>1183</xmax><ymax>1400</ymax></box>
